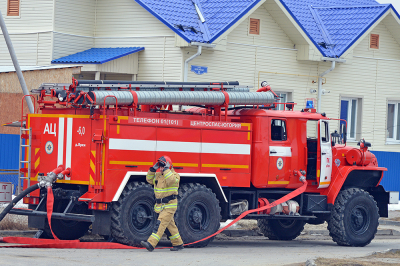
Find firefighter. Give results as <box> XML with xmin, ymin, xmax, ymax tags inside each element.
<box><xmin>141</xmin><ymin>156</ymin><xmax>184</xmax><ymax>252</ymax></box>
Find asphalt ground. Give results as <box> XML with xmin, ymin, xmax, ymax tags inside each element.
<box><xmin>0</xmin><ymin>211</ymin><xmax>399</xmax><ymax>265</ymax></box>
<box><xmin>1</xmin><ymin>235</ymin><xmax>400</xmax><ymax>266</ymax></box>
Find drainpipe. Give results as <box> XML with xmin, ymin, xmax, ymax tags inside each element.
<box><xmin>317</xmin><ymin>57</ymin><xmax>346</xmax><ymax>113</ymax></box>
<box><xmin>0</xmin><ymin>11</ymin><xmax>34</xmax><ymax>113</ymax></box>
<box><xmin>184</xmin><ymin>45</ymin><xmax>202</xmax><ymax>82</ymax></box>
<box><xmin>183</xmin><ymin>42</ymin><xmax>216</xmax><ymax>82</ymax></box>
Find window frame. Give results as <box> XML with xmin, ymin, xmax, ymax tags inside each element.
<box><xmin>273</xmin><ymin>91</ymin><xmax>293</xmax><ymax>110</ymax></box>
<box><xmin>274</xmin><ymin>92</ymin><xmax>287</xmax><ymax>111</ymax></box>
<box><xmin>321</xmin><ymin>120</ymin><xmax>330</xmax><ymax>143</ymax></box>
<box><xmin>386</xmin><ymin>101</ymin><xmax>400</xmax><ymax>144</ymax></box>
<box><xmin>340</xmin><ymin>97</ymin><xmax>360</xmax><ymax>141</ymax></box>
<box><xmin>270</xmin><ymin>119</ymin><xmax>288</xmax><ymax>142</ymax></box>
<box><xmin>249</xmin><ymin>18</ymin><xmax>260</xmax><ymax>35</ymax></box>
<box><xmin>7</xmin><ymin>0</ymin><xmax>20</xmax><ymax>17</ymax></box>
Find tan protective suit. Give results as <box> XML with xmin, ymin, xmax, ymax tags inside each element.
<box><xmin>146</xmin><ymin>168</ymin><xmax>183</xmax><ymax>248</ymax></box>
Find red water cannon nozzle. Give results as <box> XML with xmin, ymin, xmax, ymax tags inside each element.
<box><xmin>357</xmin><ymin>138</ymin><xmax>371</xmax><ymax>152</ymax></box>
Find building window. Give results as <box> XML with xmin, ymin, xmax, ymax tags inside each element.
<box><xmin>7</xmin><ymin>0</ymin><xmax>20</xmax><ymax>16</ymax></box>
<box><xmin>370</xmin><ymin>34</ymin><xmax>379</xmax><ymax>49</ymax></box>
<box><xmin>271</xmin><ymin>119</ymin><xmax>287</xmax><ymax>141</ymax></box>
<box><xmin>340</xmin><ymin>98</ymin><xmax>361</xmax><ymax>141</ymax></box>
<box><xmin>274</xmin><ymin>92</ymin><xmax>292</xmax><ymax>110</ymax></box>
<box><xmin>249</xmin><ymin>18</ymin><xmax>260</xmax><ymax>35</ymax></box>
<box><xmin>387</xmin><ymin>102</ymin><xmax>400</xmax><ymax>142</ymax></box>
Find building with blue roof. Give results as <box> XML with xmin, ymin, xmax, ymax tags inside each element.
<box><xmin>1</xmin><ymin>0</ymin><xmax>400</xmax><ymax>192</ymax></box>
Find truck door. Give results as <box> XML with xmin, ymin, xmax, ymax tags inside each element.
<box><xmin>268</xmin><ymin>118</ymin><xmax>291</xmax><ymax>186</ymax></box>
<box><xmin>318</xmin><ymin>120</ymin><xmax>332</xmax><ymax>188</ymax></box>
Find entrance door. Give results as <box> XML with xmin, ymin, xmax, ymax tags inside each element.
<box><xmin>318</xmin><ymin>120</ymin><xmax>332</xmax><ymax>188</ymax></box>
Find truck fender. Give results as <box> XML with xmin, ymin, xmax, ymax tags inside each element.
<box><xmin>112</xmin><ymin>172</ymin><xmax>228</xmax><ymax>203</ymax></box>
<box><xmin>178</xmin><ymin>173</ymin><xmax>228</xmax><ymax>203</ymax></box>
<box><xmin>325</xmin><ymin>166</ymin><xmax>386</xmax><ymax>204</ymax></box>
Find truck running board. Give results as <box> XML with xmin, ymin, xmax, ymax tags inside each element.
<box><xmin>9</xmin><ymin>209</ymin><xmax>95</xmax><ymax>223</ymax></box>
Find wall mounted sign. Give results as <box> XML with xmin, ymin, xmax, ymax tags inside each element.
<box><xmin>191</xmin><ymin>65</ymin><xmax>208</xmax><ymax>75</ymax></box>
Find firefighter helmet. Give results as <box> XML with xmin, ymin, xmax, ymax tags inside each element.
<box><xmin>158</xmin><ymin>156</ymin><xmax>172</xmax><ymax>169</ymax></box>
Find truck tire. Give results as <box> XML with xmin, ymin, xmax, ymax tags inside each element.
<box><xmin>43</xmin><ymin>200</ymin><xmax>91</xmax><ymax>240</ymax></box>
<box><xmin>257</xmin><ymin>219</ymin><xmax>305</xmax><ymax>240</ymax></box>
<box><xmin>328</xmin><ymin>188</ymin><xmax>379</xmax><ymax>247</ymax></box>
<box><xmin>111</xmin><ymin>182</ymin><xmax>157</xmax><ymax>246</ymax></box>
<box><xmin>175</xmin><ymin>183</ymin><xmax>221</xmax><ymax>248</ymax></box>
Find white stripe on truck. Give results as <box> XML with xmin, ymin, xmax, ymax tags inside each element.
<box><xmin>57</xmin><ymin>117</ymin><xmax>64</xmax><ymax>166</ymax></box>
<box><xmin>65</xmin><ymin>118</ymin><xmax>73</xmax><ymax>168</ymax></box>
<box><xmin>109</xmin><ymin>138</ymin><xmax>250</xmax><ymax>155</ymax></box>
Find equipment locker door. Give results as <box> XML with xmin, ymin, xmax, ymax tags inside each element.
<box><xmin>268</xmin><ymin>118</ymin><xmax>292</xmax><ymax>186</ymax></box>
<box><xmin>318</xmin><ymin>120</ymin><xmax>332</xmax><ymax>188</ymax></box>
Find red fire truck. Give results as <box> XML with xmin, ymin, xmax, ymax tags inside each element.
<box><xmin>9</xmin><ymin>79</ymin><xmax>396</xmax><ymax>247</ymax></box>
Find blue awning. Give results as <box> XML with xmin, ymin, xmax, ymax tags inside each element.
<box><xmin>51</xmin><ymin>47</ymin><xmax>144</xmax><ymax>64</ymax></box>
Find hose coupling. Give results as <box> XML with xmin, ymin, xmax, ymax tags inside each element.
<box><xmin>38</xmin><ymin>165</ymin><xmax>65</xmax><ymax>188</ymax></box>
<box><xmin>295</xmin><ymin>169</ymin><xmax>306</xmax><ymax>182</ymax></box>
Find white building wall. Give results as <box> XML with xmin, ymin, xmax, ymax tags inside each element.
<box><xmin>95</xmin><ymin>36</ymin><xmax>182</xmax><ymax>81</ymax></box>
<box><xmin>54</xmin><ymin>0</ymin><xmax>96</xmax><ymax>36</ymax></box>
<box><xmin>52</xmin><ymin>32</ymin><xmax>94</xmax><ymax>60</ymax></box>
<box><xmin>95</xmin><ymin>0</ymin><xmax>173</xmax><ymax>37</ymax></box>
<box><xmin>0</xmin><ymin>0</ymin><xmax>54</xmax><ymax>33</ymax></box>
<box><xmin>0</xmin><ymin>0</ymin><xmax>54</xmax><ymax>65</ymax></box>
<box><xmin>0</xmin><ymin>32</ymin><xmax>52</xmax><ymax>65</ymax></box>
<box><xmin>184</xmin><ymin>6</ymin><xmax>319</xmax><ymax>106</ymax></box>
<box><xmin>52</xmin><ymin>0</ymin><xmax>96</xmax><ymax>60</ymax></box>
<box><xmin>180</xmin><ymin>5</ymin><xmax>400</xmax><ymax>153</ymax></box>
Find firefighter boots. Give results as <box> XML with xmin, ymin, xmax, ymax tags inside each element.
<box><xmin>141</xmin><ymin>241</ymin><xmax>154</xmax><ymax>252</ymax></box>
<box><xmin>170</xmin><ymin>244</ymin><xmax>184</xmax><ymax>251</ymax></box>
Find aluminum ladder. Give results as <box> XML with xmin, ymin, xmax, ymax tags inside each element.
<box><xmin>18</xmin><ymin>127</ymin><xmax>32</xmax><ymax>195</ymax></box>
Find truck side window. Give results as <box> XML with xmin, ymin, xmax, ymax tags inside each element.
<box><xmin>271</xmin><ymin>119</ymin><xmax>287</xmax><ymax>141</ymax></box>
<box><xmin>321</xmin><ymin>121</ymin><xmax>329</xmax><ymax>143</ymax></box>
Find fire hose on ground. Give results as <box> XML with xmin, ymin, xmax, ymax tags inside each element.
<box><xmin>0</xmin><ymin>170</ymin><xmax>307</xmax><ymax>249</ymax></box>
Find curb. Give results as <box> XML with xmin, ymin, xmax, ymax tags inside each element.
<box><xmin>379</xmin><ymin>220</ymin><xmax>400</xmax><ymax>226</ymax></box>
<box><xmin>221</xmin><ymin>230</ymin><xmax>260</xmax><ymax>237</ymax></box>
<box><xmin>221</xmin><ymin>228</ymin><xmax>400</xmax><ymax>237</ymax></box>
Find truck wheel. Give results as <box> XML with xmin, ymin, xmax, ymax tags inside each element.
<box><xmin>111</xmin><ymin>182</ymin><xmax>156</xmax><ymax>246</ymax></box>
<box><xmin>175</xmin><ymin>183</ymin><xmax>221</xmax><ymax>248</ymax></box>
<box><xmin>257</xmin><ymin>219</ymin><xmax>305</xmax><ymax>240</ymax></box>
<box><xmin>43</xmin><ymin>200</ymin><xmax>91</xmax><ymax>240</ymax></box>
<box><xmin>328</xmin><ymin>188</ymin><xmax>379</xmax><ymax>247</ymax></box>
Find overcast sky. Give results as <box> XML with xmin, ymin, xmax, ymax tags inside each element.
<box><xmin>377</xmin><ymin>0</ymin><xmax>400</xmax><ymax>12</ymax></box>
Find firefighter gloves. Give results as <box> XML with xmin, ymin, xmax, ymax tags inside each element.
<box><xmin>150</xmin><ymin>156</ymin><xmax>172</xmax><ymax>172</ymax></box>
<box><xmin>158</xmin><ymin>156</ymin><xmax>167</xmax><ymax>167</ymax></box>
<box><xmin>150</xmin><ymin>162</ymin><xmax>159</xmax><ymax>172</ymax></box>
<box><xmin>163</xmin><ymin>161</ymin><xmax>171</xmax><ymax>172</ymax></box>
<box><xmin>158</xmin><ymin>156</ymin><xmax>172</xmax><ymax>171</ymax></box>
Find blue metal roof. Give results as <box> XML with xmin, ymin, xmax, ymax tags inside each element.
<box><xmin>51</xmin><ymin>47</ymin><xmax>145</xmax><ymax>64</ymax></box>
<box><xmin>134</xmin><ymin>0</ymin><xmax>261</xmax><ymax>43</ymax></box>
<box><xmin>135</xmin><ymin>0</ymin><xmax>399</xmax><ymax>57</ymax></box>
<box><xmin>279</xmin><ymin>0</ymin><xmax>398</xmax><ymax>57</ymax></box>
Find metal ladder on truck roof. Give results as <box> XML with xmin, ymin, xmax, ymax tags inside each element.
<box><xmin>18</xmin><ymin>127</ymin><xmax>32</xmax><ymax>195</ymax></box>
